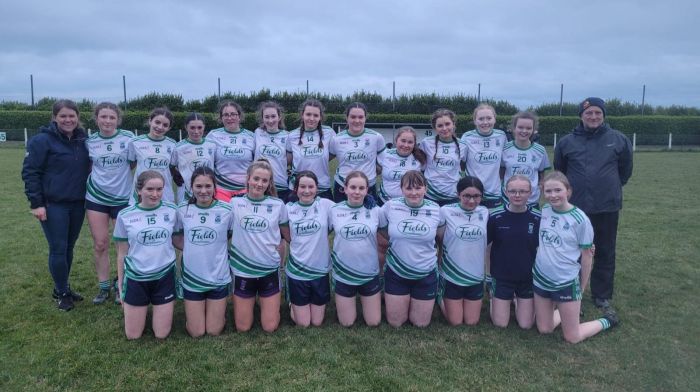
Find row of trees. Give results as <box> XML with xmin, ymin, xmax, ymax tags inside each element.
<box><xmin>2</xmin><ymin>90</ymin><xmax>699</xmax><ymax>116</ymax></box>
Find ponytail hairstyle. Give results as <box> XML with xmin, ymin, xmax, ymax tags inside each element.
<box><xmin>135</xmin><ymin>170</ymin><xmax>165</xmax><ymax>203</ymax></box>
<box><xmin>187</xmin><ymin>166</ymin><xmax>217</xmax><ymax>205</ymax></box>
<box><xmin>257</xmin><ymin>101</ymin><xmax>286</xmax><ymax>131</ymax></box>
<box><xmin>298</xmin><ymin>98</ymin><xmax>325</xmax><ymax>149</ymax></box>
<box><xmin>430</xmin><ymin>108</ymin><xmax>460</xmax><ymax>160</ymax></box>
<box><xmin>395</xmin><ymin>126</ymin><xmax>426</xmax><ymax>166</ymax></box>
<box><xmin>246</xmin><ymin>158</ymin><xmax>278</xmax><ymax>198</ymax></box>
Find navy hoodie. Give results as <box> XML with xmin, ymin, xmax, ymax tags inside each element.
<box><xmin>22</xmin><ymin>122</ymin><xmax>90</xmax><ymax>208</ymax></box>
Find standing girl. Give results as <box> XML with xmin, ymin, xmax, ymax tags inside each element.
<box><xmin>285</xmin><ymin>171</ymin><xmax>334</xmax><ymax>327</ymax></box>
<box><xmin>487</xmin><ymin>175</ymin><xmax>540</xmax><ymax>329</ymax></box>
<box><xmin>377</xmin><ymin>126</ymin><xmax>426</xmax><ymax>204</ymax></box>
<box><xmin>286</xmin><ymin>99</ymin><xmax>335</xmax><ymax>200</ymax></box>
<box><xmin>85</xmin><ymin>102</ymin><xmax>135</xmax><ymax>304</ymax></box>
<box><xmin>171</xmin><ymin>112</ymin><xmax>217</xmax><ymax>203</ymax></box>
<box><xmin>329</xmin><ymin>102</ymin><xmax>386</xmax><ymax>202</ymax></box>
<box><xmin>461</xmin><ymin>104</ymin><xmax>507</xmax><ymax>208</ymax></box>
<box><xmin>22</xmin><ymin>99</ymin><xmax>90</xmax><ymax>311</ymax></box>
<box><xmin>254</xmin><ymin>101</ymin><xmax>290</xmax><ymax>201</ymax></box>
<box><xmin>228</xmin><ymin>160</ymin><xmax>289</xmax><ymax>332</ymax></box>
<box><xmin>173</xmin><ymin>167</ymin><xmax>233</xmax><ymax>337</ymax></box>
<box><xmin>420</xmin><ymin>109</ymin><xmax>466</xmax><ymax>206</ymax></box>
<box><xmin>533</xmin><ymin>171</ymin><xmax>618</xmax><ymax>343</ymax></box>
<box><xmin>500</xmin><ymin>112</ymin><xmax>550</xmax><ymax>207</ymax></box>
<box><xmin>207</xmin><ymin>101</ymin><xmax>255</xmax><ymax>202</ymax></box>
<box><xmin>437</xmin><ymin>176</ymin><xmax>489</xmax><ymax>326</ymax></box>
<box><xmin>113</xmin><ymin>171</ymin><xmax>179</xmax><ymax>339</ymax></box>
<box><xmin>128</xmin><ymin>108</ymin><xmax>177</xmax><ymax>204</ymax></box>
<box><xmin>330</xmin><ymin>171</ymin><xmax>386</xmax><ymax>327</ymax></box>
<box><xmin>381</xmin><ymin>171</ymin><xmax>444</xmax><ymax>327</ymax></box>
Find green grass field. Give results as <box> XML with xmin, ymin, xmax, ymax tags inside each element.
<box><xmin>1</xmin><ymin>148</ymin><xmax>698</xmax><ymax>391</ymax></box>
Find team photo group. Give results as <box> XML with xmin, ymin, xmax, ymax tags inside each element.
<box><xmin>21</xmin><ymin>95</ymin><xmax>633</xmax><ymax>344</ymax></box>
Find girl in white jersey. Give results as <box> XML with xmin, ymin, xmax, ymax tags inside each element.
<box><xmin>286</xmin><ymin>99</ymin><xmax>335</xmax><ymax>200</ymax></box>
<box><xmin>533</xmin><ymin>171</ymin><xmax>618</xmax><ymax>343</ymax></box>
<box><xmin>420</xmin><ymin>109</ymin><xmax>466</xmax><ymax>206</ymax></box>
<box><xmin>254</xmin><ymin>101</ymin><xmax>290</xmax><ymax>201</ymax></box>
<box><xmin>128</xmin><ymin>108</ymin><xmax>177</xmax><ymax>204</ymax></box>
<box><xmin>381</xmin><ymin>170</ymin><xmax>445</xmax><ymax>327</ymax></box>
<box><xmin>285</xmin><ymin>171</ymin><xmax>334</xmax><ymax>327</ymax></box>
<box><xmin>376</xmin><ymin>126</ymin><xmax>428</xmax><ymax>274</ymax></box>
<box><xmin>229</xmin><ymin>159</ymin><xmax>289</xmax><ymax>333</ymax></box>
<box><xmin>331</xmin><ymin>171</ymin><xmax>387</xmax><ymax>327</ymax></box>
<box><xmin>329</xmin><ymin>102</ymin><xmax>386</xmax><ymax>202</ymax></box>
<box><xmin>171</xmin><ymin>113</ymin><xmax>217</xmax><ymax>203</ymax></box>
<box><xmin>437</xmin><ymin>176</ymin><xmax>489</xmax><ymax>326</ymax></box>
<box><xmin>461</xmin><ymin>104</ymin><xmax>507</xmax><ymax>209</ymax></box>
<box><xmin>377</xmin><ymin>126</ymin><xmax>427</xmax><ymax>204</ymax></box>
<box><xmin>208</xmin><ymin>101</ymin><xmax>255</xmax><ymax>202</ymax></box>
<box><xmin>500</xmin><ymin>112</ymin><xmax>550</xmax><ymax>207</ymax></box>
<box><xmin>85</xmin><ymin>102</ymin><xmax>135</xmax><ymax>304</ymax></box>
<box><xmin>173</xmin><ymin>167</ymin><xmax>233</xmax><ymax>337</ymax></box>
<box><xmin>113</xmin><ymin>170</ymin><xmax>179</xmax><ymax>340</ymax></box>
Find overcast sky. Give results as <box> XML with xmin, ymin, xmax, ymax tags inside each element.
<box><xmin>2</xmin><ymin>0</ymin><xmax>699</xmax><ymax>110</ymax></box>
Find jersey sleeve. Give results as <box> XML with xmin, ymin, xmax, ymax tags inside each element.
<box><xmin>578</xmin><ymin>215</ymin><xmax>594</xmax><ymax>249</ymax></box>
<box><xmin>127</xmin><ymin>139</ymin><xmax>136</xmax><ymax>163</ymax></box>
<box><xmin>328</xmin><ymin>136</ymin><xmax>338</xmax><ymax>156</ymax></box>
<box><xmin>113</xmin><ymin>214</ymin><xmax>127</xmax><ymax>241</ymax></box>
<box><xmin>375</xmin><ymin>134</ymin><xmax>386</xmax><ymax>154</ymax></box>
<box><xmin>539</xmin><ymin>146</ymin><xmax>551</xmax><ymax>171</ymax></box>
<box><xmin>278</xmin><ymin>202</ymin><xmax>288</xmax><ymax>225</ymax></box>
<box><xmin>377</xmin><ymin>206</ymin><xmax>388</xmax><ymax>229</ymax></box>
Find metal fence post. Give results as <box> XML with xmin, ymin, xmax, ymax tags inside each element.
<box><xmin>24</xmin><ymin>128</ymin><xmax>28</xmax><ymax>147</ymax></box>
<box><xmin>668</xmin><ymin>133</ymin><xmax>672</xmax><ymax>150</ymax></box>
<box><xmin>553</xmin><ymin>133</ymin><xmax>557</xmax><ymax>148</ymax></box>
<box><xmin>632</xmin><ymin>133</ymin><xmax>636</xmax><ymax>152</ymax></box>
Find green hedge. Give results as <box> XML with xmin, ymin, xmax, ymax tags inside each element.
<box><xmin>1</xmin><ymin>111</ymin><xmax>698</xmax><ymax>143</ymax></box>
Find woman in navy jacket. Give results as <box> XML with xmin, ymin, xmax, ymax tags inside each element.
<box><xmin>22</xmin><ymin>99</ymin><xmax>91</xmax><ymax>311</ymax></box>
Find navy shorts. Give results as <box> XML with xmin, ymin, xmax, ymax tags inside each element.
<box><xmin>122</xmin><ymin>268</ymin><xmax>176</xmax><ymax>306</ymax></box>
<box><xmin>384</xmin><ymin>267</ymin><xmax>438</xmax><ymax>300</ymax></box>
<box><xmin>533</xmin><ymin>278</ymin><xmax>581</xmax><ymax>302</ymax></box>
<box><xmin>287</xmin><ymin>275</ymin><xmax>330</xmax><ymax>306</ymax></box>
<box><xmin>85</xmin><ymin>199</ymin><xmax>128</xmax><ymax>219</ymax></box>
<box><xmin>334</xmin><ymin>275</ymin><xmax>382</xmax><ymax>298</ymax></box>
<box><xmin>233</xmin><ymin>271</ymin><xmax>281</xmax><ymax>298</ymax></box>
<box><xmin>490</xmin><ymin>277</ymin><xmax>534</xmax><ymax>300</ymax></box>
<box><xmin>440</xmin><ymin>276</ymin><xmax>484</xmax><ymax>300</ymax></box>
<box><xmin>183</xmin><ymin>285</ymin><xmax>229</xmax><ymax>301</ymax></box>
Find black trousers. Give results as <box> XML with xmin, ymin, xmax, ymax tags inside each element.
<box><xmin>588</xmin><ymin>211</ymin><xmax>620</xmax><ymax>300</ymax></box>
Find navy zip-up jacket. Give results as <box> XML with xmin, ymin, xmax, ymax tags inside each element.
<box><xmin>553</xmin><ymin>122</ymin><xmax>633</xmax><ymax>214</ymax></box>
<box><xmin>21</xmin><ymin>122</ymin><xmax>91</xmax><ymax>209</ymax></box>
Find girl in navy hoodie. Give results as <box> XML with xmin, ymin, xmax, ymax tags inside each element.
<box><xmin>22</xmin><ymin>99</ymin><xmax>91</xmax><ymax>311</ymax></box>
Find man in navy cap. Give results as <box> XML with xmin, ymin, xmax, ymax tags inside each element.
<box><xmin>554</xmin><ymin>97</ymin><xmax>633</xmax><ymax>314</ymax></box>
